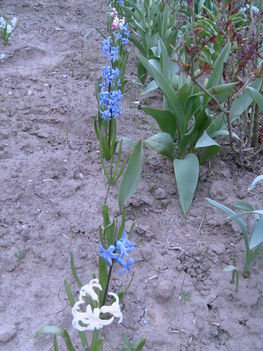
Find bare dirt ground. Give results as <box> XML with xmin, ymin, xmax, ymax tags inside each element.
<box><xmin>0</xmin><ymin>1</ymin><xmax>263</xmax><ymax>350</ymax></box>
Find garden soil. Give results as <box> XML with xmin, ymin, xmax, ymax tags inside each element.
<box><xmin>0</xmin><ymin>1</ymin><xmax>263</xmax><ymax>351</ymax></box>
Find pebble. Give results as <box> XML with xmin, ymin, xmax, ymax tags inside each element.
<box><xmin>209</xmin><ymin>242</ymin><xmax>225</xmax><ymax>255</ymax></box>
<box><xmin>209</xmin><ymin>180</ymin><xmax>230</xmax><ymax>201</ymax></box>
<box><xmin>155</xmin><ymin>279</ymin><xmax>175</xmax><ymax>301</ymax></box>
<box><xmin>154</xmin><ymin>187</ymin><xmax>167</xmax><ymax>200</ymax></box>
<box><xmin>0</xmin><ymin>324</ymin><xmax>17</xmax><ymax>343</ymax></box>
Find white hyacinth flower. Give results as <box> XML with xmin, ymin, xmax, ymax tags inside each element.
<box><xmin>11</xmin><ymin>17</ymin><xmax>17</xmax><ymax>28</ymax></box>
<box><xmin>0</xmin><ymin>17</ymin><xmax>6</xmax><ymax>29</ymax></box>
<box><xmin>72</xmin><ymin>305</ymin><xmax>114</xmax><ymax>331</ymax></box>
<box><xmin>79</xmin><ymin>278</ymin><xmax>102</xmax><ymax>303</ymax></box>
<box><xmin>6</xmin><ymin>24</ymin><xmax>12</xmax><ymax>34</ymax></box>
<box><xmin>100</xmin><ymin>292</ymin><xmax>123</xmax><ymax>323</ymax></box>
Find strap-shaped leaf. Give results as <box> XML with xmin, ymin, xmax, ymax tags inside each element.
<box><xmin>249</xmin><ymin>216</ymin><xmax>263</xmax><ymax>249</ymax></box>
<box><xmin>173</xmin><ymin>154</ymin><xmax>199</xmax><ymax>215</ymax></box>
<box><xmin>248</xmin><ymin>175</ymin><xmax>263</xmax><ymax>191</ymax></box>
<box><xmin>138</xmin><ymin>53</ymin><xmax>185</xmax><ymax>136</ymax></box>
<box><xmin>203</xmin><ymin>43</ymin><xmax>230</xmax><ymax>107</ymax></box>
<box><xmin>32</xmin><ymin>326</ymin><xmax>75</xmax><ymax>351</ymax></box>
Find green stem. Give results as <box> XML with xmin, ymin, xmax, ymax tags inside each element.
<box><xmin>102</xmin><ymin>263</ymin><xmax>113</xmax><ymax>306</ymax></box>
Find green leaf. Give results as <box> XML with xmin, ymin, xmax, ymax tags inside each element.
<box><xmin>144</xmin><ymin>132</ymin><xmax>174</xmax><ymax>160</ymax></box>
<box><xmin>203</xmin><ymin>43</ymin><xmax>230</xmax><ymax>107</ymax></box>
<box><xmin>70</xmin><ymin>252</ymin><xmax>82</xmax><ymax>289</ymax></box>
<box><xmin>137</xmin><ymin>62</ymin><xmax>147</xmax><ymax>84</ymax></box>
<box><xmin>206</xmin><ymin>198</ymin><xmax>249</xmax><ymax>238</ymax></box>
<box><xmin>138</xmin><ymin>54</ymin><xmax>185</xmax><ymax>136</ymax></box>
<box><xmin>143</xmin><ymin>106</ymin><xmax>177</xmax><ymax>138</ymax></box>
<box><xmin>173</xmin><ymin>154</ymin><xmax>199</xmax><ymax>215</ymax></box>
<box><xmin>140</xmin><ymin>80</ymin><xmax>158</xmax><ymax>95</ymax></box>
<box><xmin>54</xmin><ymin>336</ymin><xmax>59</xmax><ymax>351</ymax></box>
<box><xmin>118</xmin><ymin>272</ymin><xmax>134</xmax><ymax>303</ymax></box>
<box><xmin>32</xmin><ymin>326</ymin><xmax>76</xmax><ymax>351</ymax></box>
<box><xmin>231</xmin><ymin>78</ymin><xmax>262</xmax><ymax>118</ymax></box>
<box><xmin>247</xmin><ymin>87</ymin><xmax>263</xmax><ymax>113</ymax></box>
<box><xmin>195</xmin><ymin>131</ymin><xmax>221</xmax><ymax>164</ymax></box>
<box><xmin>135</xmin><ymin>338</ymin><xmax>146</xmax><ymax>351</ymax></box>
<box><xmin>249</xmin><ymin>217</ymin><xmax>263</xmax><ymax>249</ymax></box>
<box><xmin>98</xmin><ymin>257</ymin><xmax>108</xmax><ymax>306</ymax></box>
<box><xmin>118</xmin><ymin>140</ymin><xmax>143</xmax><ymax>209</ymax></box>
<box><xmin>120</xmin><ymin>137</ymin><xmax>135</xmax><ymax>149</ymax></box>
<box><xmin>64</xmin><ymin>280</ymin><xmax>75</xmax><ymax>307</ymax></box>
<box><xmin>232</xmin><ymin>201</ymin><xmax>254</xmax><ymax>212</ymax></box>
<box><xmin>248</xmin><ymin>175</ymin><xmax>263</xmax><ymax>191</ymax></box>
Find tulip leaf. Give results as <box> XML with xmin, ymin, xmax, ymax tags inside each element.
<box><xmin>173</xmin><ymin>154</ymin><xmax>199</xmax><ymax>215</ymax></box>
<box><xmin>140</xmin><ymin>80</ymin><xmax>158</xmax><ymax>95</ymax></box>
<box><xmin>143</xmin><ymin>107</ymin><xmax>177</xmax><ymax>138</ymax></box>
<box><xmin>144</xmin><ymin>132</ymin><xmax>174</xmax><ymax>160</ymax></box>
<box><xmin>118</xmin><ymin>140</ymin><xmax>143</xmax><ymax>208</ymax></box>
<box><xmin>195</xmin><ymin>131</ymin><xmax>221</xmax><ymax>164</ymax></box>
<box><xmin>247</xmin><ymin>87</ymin><xmax>263</xmax><ymax>113</ymax></box>
<box><xmin>231</xmin><ymin>78</ymin><xmax>262</xmax><ymax>118</ymax></box>
<box><xmin>203</xmin><ymin>43</ymin><xmax>230</xmax><ymax>107</ymax></box>
<box><xmin>138</xmin><ymin>53</ymin><xmax>185</xmax><ymax>136</ymax></box>
<box><xmin>249</xmin><ymin>217</ymin><xmax>263</xmax><ymax>249</ymax></box>
<box><xmin>248</xmin><ymin>175</ymin><xmax>263</xmax><ymax>191</ymax></box>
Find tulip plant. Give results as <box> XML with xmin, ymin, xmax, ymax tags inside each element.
<box><xmin>207</xmin><ymin>174</ymin><xmax>263</xmax><ymax>288</ymax></box>
<box><xmin>117</xmin><ymin>0</ymin><xmax>263</xmax><ymax>215</ymax></box>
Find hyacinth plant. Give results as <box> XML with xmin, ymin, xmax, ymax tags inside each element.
<box><xmin>33</xmin><ymin>200</ymin><xmax>144</xmax><ymax>350</ymax></box>
<box><xmin>0</xmin><ymin>15</ymin><xmax>17</xmax><ymax>45</ymax></box>
<box><xmin>33</xmin><ymin>2</ymin><xmax>145</xmax><ymax>350</ymax></box>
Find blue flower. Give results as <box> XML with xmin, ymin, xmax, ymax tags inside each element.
<box><xmin>118</xmin><ymin>0</ymin><xmax>124</xmax><ymax>4</ymax></box>
<box><xmin>98</xmin><ymin>231</ymin><xmax>136</xmax><ymax>274</ymax></box>
<box><xmin>102</xmin><ymin>38</ymin><xmax>119</xmax><ymax>62</ymax></box>
<box><xmin>116</xmin><ymin>231</ymin><xmax>136</xmax><ymax>258</ymax></box>
<box><xmin>98</xmin><ymin>89</ymin><xmax>110</xmax><ymax>106</ymax></box>
<box><xmin>102</xmin><ymin>38</ymin><xmax>111</xmax><ymax>57</ymax></box>
<box><xmin>102</xmin><ymin>66</ymin><xmax>120</xmax><ymax>87</ymax></box>
<box><xmin>115</xmin><ymin>23</ymin><xmax>130</xmax><ymax>46</ymax></box>
<box><xmin>98</xmin><ymin>244</ymin><xmax>119</xmax><ymax>266</ymax></box>
<box><xmin>118</xmin><ymin>257</ymin><xmax>136</xmax><ymax>275</ymax></box>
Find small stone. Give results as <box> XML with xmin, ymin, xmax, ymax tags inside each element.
<box><xmin>155</xmin><ymin>279</ymin><xmax>175</xmax><ymax>301</ymax></box>
<box><xmin>210</xmin><ymin>243</ymin><xmax>225</xmax><ymax>255</ymax></box>
<box><xmin>154</xmin><ymin>187</ymin><xmax>167</xmax><ymax>200</ymax></box>
<box><xmin>209</xmin><ymin>180</ymin><xmax>230</xmax><ymax>201</ymax></box>
<box><xmin>0</xmin><ymin>324</ymin><xmax>17</xmax><ymax>343</ymax></box>
<box><xmin>135</xmin><ymin>224</ymin><xmax>154</xmax><ymax>241</ymax></box>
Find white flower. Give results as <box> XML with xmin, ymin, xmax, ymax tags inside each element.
<box><xmin>72</xmin><ymin>305</ymin><xmax>114</xmax><ymax>331</ymax></box>
<box><xmin>6</xmin><ymin>24</ymin><xmax>12</xmax><ymax>34</ymax></box>
<box><xmin>100</xmin><ymin>292</ymin><xmax>123</xmax><ymax>323</ymax></box>
<box><xmin>71</xmin><ymin>278</ymin><xmax>123</xmax><ymax>333</ymax></box>
<box><xmin>0</xmin><ymin>17</ymin><xmax>6</xmax><ymax>29</ymax></box>
<box><xmin>79</xmin><ymin>278</ymin><xmax>102</xmax><ymax>303</ymax></box>
<box><xmin>10</xmin><ymin>17</ymin><xmax>17</xmax><ymax>28</ymax></box>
